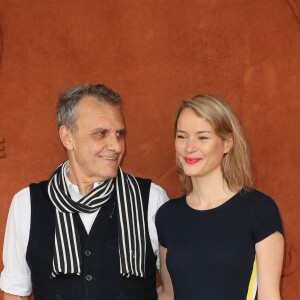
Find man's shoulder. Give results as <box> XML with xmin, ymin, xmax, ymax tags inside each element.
<box><xmin>12</xmin><ymin>180</ymin><xmax>49</xmax><ymax>207</ymax></box>
<box><xmin>124</xmin><ymin>173</ymin><xmax>169</xmax><ymax>204</ymax></box>
<box><xmin>12</xmin><ymin>179</ymin><xmax>47</xmax><ymax>198</ymax></box>
<box><xmin>150</xmin><ymin>182</ymin><xmax>167</xmax><ymax>195</ymax></box>
<box><xmin>149</xmin><ymin>182</ymin><xmax>169</xmax><ymax>203</ymax></box>
<box><xmin>133</xmin><ymin>177</ymin><xmax>167</xmax><ymax>195</ymax></box>
<box><xmin>29</xmin><ymin>180</ymin><xmax>49</xmax><ymax>189</ymax></box>
<box><xmin>125</xmin><ymin>174</ymin><xmax>151</xmax><ymax>186</ymax></box>
<box><xmin>14</xmin><ymin>186</ymin><xmax>30</xmax><ymax>198</ymax></box>
<box><xmin>9</xmin><ymin>186</ymin><xmax>31</xmax><ymax>213</ymax></box>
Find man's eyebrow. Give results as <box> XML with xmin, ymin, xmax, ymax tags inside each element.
<box><xmin>91</xmin><ymin>128</ymin><xmax>107</xmax><ymax>133</ymax></box>
<box><xmin>117</xmin><ymin>129</ymin><xmax>126</xmax><ymax>134</ymax></box>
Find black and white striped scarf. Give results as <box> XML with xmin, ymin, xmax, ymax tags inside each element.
<box><xmin>47</xmin><ymin>161</ymin><xmax>146</xmax><ymax>278</ymax></box>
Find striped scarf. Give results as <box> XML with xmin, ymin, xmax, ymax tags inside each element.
<box><xmin>47</xmin><ymin>161</ymin><xmax>146</xmax><ymax>278</ymax></box>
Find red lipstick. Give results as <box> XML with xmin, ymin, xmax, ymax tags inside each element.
<box><xmin>184</xmin><ymin>157</ymin><xmax>201</xmax><ymax>164</ymax></box>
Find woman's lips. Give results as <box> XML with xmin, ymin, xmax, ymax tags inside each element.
<box><xmin>184</xmin><ymin>157</ymin><xmax>202</xmax><ymax>164</ymax></box>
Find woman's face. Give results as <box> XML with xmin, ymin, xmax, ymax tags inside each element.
<box><xmin>175</xmin><ymin>108</ymin><xmax>232</xmax><ymax>179</ymax></box>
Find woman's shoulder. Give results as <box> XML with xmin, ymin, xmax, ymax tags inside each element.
<box><xmin>156</xmin><ymin>195</ymin><xmax>186</xmax><ymax>217</ymax></box>
<box><xmin>241</xmin><ymin>188</ymin><xmax>274</xmax><ymax>200</ymax></box>
<box><xmin>239</xmin><ymin>188</ymin><xmax>279</xmax><ymax>210</ymax></box>
<box><xmin>241</xmin><ymin>189</ymin><xmax>283</xmax><ymax>240</ymax></box>
<box><xmin>162</xmin><ymin>195</ymin><xmax>186</xmax><ymax>208</ymax></box>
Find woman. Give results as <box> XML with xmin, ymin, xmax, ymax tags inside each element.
<box><xmin>156</xmin><ymin>94</ymin><xmax>284</xmax><ymax>300</ymax></box>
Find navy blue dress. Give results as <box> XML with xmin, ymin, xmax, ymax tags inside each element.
<box><xmin>155</xmin><ymin>189</ymin><xmax>283</xmax><ymax>300</ymax></box>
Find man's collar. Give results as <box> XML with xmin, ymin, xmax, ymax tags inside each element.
<box><xmin>63</xmin><ymin>165</ymin><xmax>103</xmax><ymax>195</ymax></box>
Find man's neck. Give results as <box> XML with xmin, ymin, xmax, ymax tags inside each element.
<box><xmin>66</xmin><ymin>168</ymin><xmax>95</xmax><ymax>196</ymax></box>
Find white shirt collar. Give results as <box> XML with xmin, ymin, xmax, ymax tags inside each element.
<box><xmin>63</xmin><ymin>166</ymin><xmax>103</xmax><ymax>201</ymax></box>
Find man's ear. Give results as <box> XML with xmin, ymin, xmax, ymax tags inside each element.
<box><xmin>59</xmin><ymin>125</ymin><xmax>74</xmax><ymax>150</ymax></box>
<box><xmin>224</xmin><ymin>135</ymin><xmax>233</xmax><ymax>154</ymax></box>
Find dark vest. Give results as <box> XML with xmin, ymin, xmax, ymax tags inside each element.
<box><xmin>26</xmin><ymin>178</ymin><xmax>157</xmax><ymax>300</ymax></box>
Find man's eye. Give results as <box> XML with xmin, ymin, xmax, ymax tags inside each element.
<box><xmin>116</xmin><ymin>132</ymin><xmax>125</xmax><ymax>138</ymax></box>
<box><xmin>97</xmin><ymin>130</ymin><xmax>107</xmax><ymax>137</ymax></box>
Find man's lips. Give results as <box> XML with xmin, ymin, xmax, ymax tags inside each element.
<box><xmin>100</xmin><ymin>156</ymin><xmax>118</xmax><ymax>161</ymax></box>
<box><xmin>184</xmin><ymin>157</ymin><xmax>202</xmax><ymax>164</ymax></box>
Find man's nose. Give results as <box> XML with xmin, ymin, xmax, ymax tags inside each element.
<box><xmin>107</xmin><ymin>134</ymin><xmax>123</xmax><ymax>153</ymax></box>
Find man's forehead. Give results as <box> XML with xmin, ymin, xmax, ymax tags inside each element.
<box><xmin>75</xmin><ymin>99</ymin><xmax>125</xmax><ymax>129</ymax></box>
<box><xmin>78</xmin><ymin>96</ymin><xmax>120</xmax><ymax>110</ymax></box>
<box><xmin>76</xmin><ymin>97</ymin><xmax>121</xmax><ymax>115</ymax></box>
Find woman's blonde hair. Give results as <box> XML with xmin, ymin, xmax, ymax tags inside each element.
<box><xmin>174</xmin><ymin>93</ymin><xmax>253</xmax><ymax>194</ymax></box>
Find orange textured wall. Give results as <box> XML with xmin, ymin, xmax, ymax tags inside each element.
<box><xmin>0</xmin><ymin>1</ymin><xmax>299</xmax><ymax>298</ymax></box>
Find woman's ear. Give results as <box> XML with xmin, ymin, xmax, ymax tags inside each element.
<box><xmin>224</xmin><ymin>136</ymin><xmax>233</xmax><ymax>154</ymax></box>
<box><xmin>59</xmin><ymin>125</ymin><xmax>74</xmax><ymax>150</ymax></box>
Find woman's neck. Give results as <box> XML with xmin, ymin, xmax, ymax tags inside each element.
<box><xmin>188</xmin><ymin>174</ymin><xmax>239</xmax><ymax>210</ymax></box>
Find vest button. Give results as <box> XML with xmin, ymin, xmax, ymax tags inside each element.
<box><xmin>85</xmin><ymin>250</ymin><xmax>92</xmax><ymax>256</ymax></box>
<box><xmin>86</xmin><ymin>274</ymin><xmax>93</xmax><ymax>281</ymax></box>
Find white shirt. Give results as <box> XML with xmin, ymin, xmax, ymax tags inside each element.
<box><xmin>0</xmin><ymin>177</ymin><xmax>168</xmax><ymax>296</ymax></box>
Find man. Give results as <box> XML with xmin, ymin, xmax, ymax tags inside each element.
<box><xmin>0</xmin><ymin>84</ymin><xmax>168</xmax><ymax>300</ymax></box>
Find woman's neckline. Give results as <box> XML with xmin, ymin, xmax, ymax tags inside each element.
<box><xmin>184</xmin><ymin>189</ymin><xmax>242</xmax><ymax>212</ymax></box>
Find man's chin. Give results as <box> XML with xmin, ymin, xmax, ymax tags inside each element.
<box><xmin>99</xmin><ymin>170</ymin><xmax>119</xmax><ymax>182</ymax></box>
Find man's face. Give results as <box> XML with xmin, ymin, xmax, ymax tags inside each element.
<box><xmin>63</xmin><ymin>96</ymin><xmax>126</xmax><ymax>184</ymax></box>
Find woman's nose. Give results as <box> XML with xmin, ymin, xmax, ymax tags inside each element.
<box><xmin>185</xmin><ymin>138</ymin><xmax>197</xmax><ymax>153</ymax></box>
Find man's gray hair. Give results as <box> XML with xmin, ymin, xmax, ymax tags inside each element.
<box><xmin>56</xmin><ymin>84</ymin><xmax>121</xmax><ymax>132</ymax></box>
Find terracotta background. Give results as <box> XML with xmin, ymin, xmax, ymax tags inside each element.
<box><xmin>0</xmin><ymin>0</ymin><xmax>299</xmax><ymax>299</ymax></box>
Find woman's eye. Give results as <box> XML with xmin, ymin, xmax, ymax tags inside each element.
<box><xmin>198</xmin><ymin>136</ymin><xmax>208</xmax><ymax>141</ymax></box>
<box><xmin>176</xmin><ymin>135</ymin><xmax>186</xmax><ymax>140</ymax></box>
